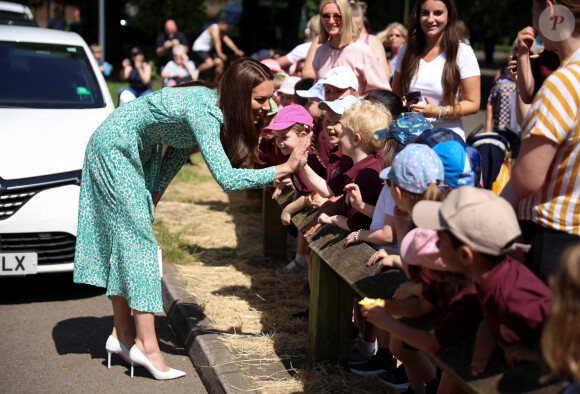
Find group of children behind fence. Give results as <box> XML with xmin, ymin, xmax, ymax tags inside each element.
<box><xmin>255</xmin><ymin>65</ymin><xmax>578</xmax><ymax>394</ymax></box>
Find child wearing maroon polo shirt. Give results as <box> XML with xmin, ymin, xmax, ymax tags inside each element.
<box><xmin>413</xmin><ymin>187</ymin><xmax>552</xmax><ymax>377</ymax></box>
<box><xmin>262</xmin><ymin>105</ymin><xmax>325</xmax><ymax>277</ymax></box>
<box><xmin>361</xmin><ymin>228</ymin><xmax>483</xmax><ymax>393</ymax></box>
<box><xmin>300</xmin><ymin>99</ymin><xmax>388</xmax><ymax>232</ymax></box>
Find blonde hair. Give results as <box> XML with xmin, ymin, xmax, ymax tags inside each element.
<box><xmin>288</xmin><ymin>123</ymin><xmax>310</xmax><ymax>136</ymax></box>
<box><xmin>307</xmin><ymin>14</ymin><xmax>321</xmax><ymax>39</ymax></box>
<box><xmin>341</xmin><ymin>100</ymin><xmax>391</xmax><ymax>153</ymax></box>
<box><xmin>318</xmin><ymin>0</ymin><xmax>360</xmax><ymax>48</ymax></box>
<box><xmin>403</xmin><ymin>182</ymin><xmax>445</xmax><ymax>208</ymax></box>
<box><xmin>382</xmin><ymin>138</ymin><xmax>405</xmax><ymax>168</ymax></box>
<box><xmin>377</xmin><ymin>22</ymin><xmax>408</xmax><ymax>47</ymax></box>
<box><xmin>273</xmin><ymin>73</ymin><xmax>286</xmax><ymax>90</ymax></box>
<box><xmin>541</xmin><ymin>244</ymin><xmax>580</xmax><ymax>383</ymax></box>
<box><xmin>89</xmin><ymin>43</ymin><xmax>102</xmax><ymax>53</ymax></box>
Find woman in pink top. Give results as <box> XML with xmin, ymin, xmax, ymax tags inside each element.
<box><xmin>301</xmin><ymin>0</ymin><xmax>391</xmax><ymax>96</ymax></box>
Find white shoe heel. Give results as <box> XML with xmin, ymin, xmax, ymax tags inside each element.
<box><xmin>128</xmin><ymin>345</ymin><xmax>186</xmax><ymax>380</ymax></box>
<box><xmin>105</xmin><ymin>335</ymin><xmax>138</xmax><ymax>368</ymax></box>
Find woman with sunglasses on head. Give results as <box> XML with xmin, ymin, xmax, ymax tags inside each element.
<box><xmin>302</xmin><ymin>0</ymin><xmax>391</xmax><ymax>96</ymax></box>
<box><xmin>393</xmin><ymin>0</ymin><xmax>480</xmax><ymax>140</ymax></box>
<box><xmin>377</xmin><ymin>22</ymin><xmax>408</xmax><ymax>81</ymax></box>
<box><xmin>73</xmin><ymin>58</ymin><xmax>312</xmax><ymax>381</ymax></box>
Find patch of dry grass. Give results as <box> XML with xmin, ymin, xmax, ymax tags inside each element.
<box><xmin>153</xmin><ymin>154</ymin><xmax>398</xmax><ymax>393</ymax></box>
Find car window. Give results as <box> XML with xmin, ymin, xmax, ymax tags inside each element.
<box><xmin>0</xmin><ymin>41</ymin><xmax>106</xmax><ymax>109</ymax></box>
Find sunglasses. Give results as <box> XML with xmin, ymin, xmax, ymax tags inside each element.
<box><xmin>321</xmin><ymin>13</ymin><xmax>342</xmax><ymax>21</ymax></box>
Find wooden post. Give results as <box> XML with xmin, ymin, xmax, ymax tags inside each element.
<box><xmin>308</xmin><ymin>252</ymin><xmax>353</xmax><ymax>368</ymax></box>
<box><xmin>262</xmin><ymin>188</ymin><xmax>287</xmax><ymax>259</ymax></box>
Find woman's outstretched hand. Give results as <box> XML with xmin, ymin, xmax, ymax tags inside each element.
<box><xmin>287</xmin><ymin>132</ymin><xmax>313</xmax><ymax>172</ymax></box>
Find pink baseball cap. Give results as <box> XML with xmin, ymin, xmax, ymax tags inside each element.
<box><xmin>261</xmin><ymin>58</ymin><xmax>284</xmax><ymax>74</ymax></box>
<box><xmin>262</xmin><ymin>104</ymin><xmax>314</xmax><ymax>133</ymax></box>
<box><xmin>400</xmin><ymin>228</ymin><xmax>447</xmax><ymax>271</ymax></box>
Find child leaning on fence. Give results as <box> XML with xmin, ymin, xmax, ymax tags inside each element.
<box><xmin>413</xmin><ymin>187</ymin><xmax>552</xmax><ymax>377</ymax></box>
<box><xmin>300</xmin><ymin>99</ymin><xmax>388</xmax><ymax>232</ymax></box>
<box><xmin>362</xmin><ymin>228</ymin><xmax>483</xmax><ymax>393</ymax></box>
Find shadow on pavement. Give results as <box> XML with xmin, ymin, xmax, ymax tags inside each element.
<box><xmin>0</xmin><ymin>272</ymin><xmax>105</xmax><ymax>305</ymax></box>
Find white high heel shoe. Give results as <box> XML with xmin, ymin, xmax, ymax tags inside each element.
<box><xmin>129</xmin><ymin>345</ymin><xmax>186</xmax><ymax>380</ymax></box>
<box><xmin>105</xmin><ymin>336</ymin><xmax>140</xmax><ymax>368</ymax></box>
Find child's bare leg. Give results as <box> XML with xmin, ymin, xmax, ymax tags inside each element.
<box><xmin>390</xmin><ymin>336</ymin><xmax>436</xmax><ymax>392</ymax></box>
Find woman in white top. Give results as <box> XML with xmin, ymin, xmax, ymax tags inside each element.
<box><xmin>393</xmin><ymin>0</ymin><xmax>480</xmax><ymax>140</ymax></box>
<box><xmin>161</xmin><ymin>45</ymin><xmax>198</xmax><ymax>86</ymax></box>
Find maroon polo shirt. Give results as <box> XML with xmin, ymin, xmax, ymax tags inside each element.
<box><xmin>422</xmin><ymin>281</ymin><xmax>482</xmax><ymax>349</ymax></box>
<box><xmin>328</xmin><ymin>153</ymin><xmax>382</xmax><ymax>231</ymax></box>
<box><xmin>257</xmin><ymin>136</ymin><xmax>287</xmax><ymax>169</ymax></box>
<box><xmin>291</xmin><ymin>149</ymin><xmax>326</xmax><ymax>196</ymax></box>
<box><xmin>477</xmin><ymin>256</ymin><xmax>552</xmax><ymax>346</ymax></box>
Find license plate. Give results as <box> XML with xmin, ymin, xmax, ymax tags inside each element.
<box><xmin>0</xmin><ymin>253</ymin><xmax>38</xmax><ymax>276</ymax></box>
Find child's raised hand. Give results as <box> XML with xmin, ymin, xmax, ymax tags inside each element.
<box><xmin>393</xmin><ymin>281</ymin><xmax>422</xmax><ymax>300</ymax></box>
<box><xmin>344</xmin><ymin>183</ymin><xmax>364</xmax><ymax>212</ymax></box>
<box><xmin>367</xmin><ymin>249</ymin><xmax>388</xmax><ymax>267</ymax></box>
<box><xmin>272</xmin><ymin>177</ymin><xmax>292</xmax><ymax>199</ymax></box>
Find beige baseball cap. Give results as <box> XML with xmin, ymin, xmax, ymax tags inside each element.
<box><xmin>412</xmin><ymin>187</ymin><xmax>530</xmax><ymax>256</ymax></box>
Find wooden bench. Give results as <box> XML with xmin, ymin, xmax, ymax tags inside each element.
<box><xmin>265</xmin><ymin>188</ymin><xmax>566</xmax><ymax>394</ymax></box>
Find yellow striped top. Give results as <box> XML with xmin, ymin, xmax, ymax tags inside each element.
<box><xmin>519</xmin><ymin>48</ymin><xmax>580</xmax><ymax>235</ymax></box>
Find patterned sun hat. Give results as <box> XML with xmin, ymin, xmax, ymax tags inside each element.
<box><xmin>379</xmin><ymin>143</ymin><xmax>444</xmax><ymax>194</ymax></box>
<box><xmin>374</xmin><ymin>112</ymin><xmax>432</xmax><ymax>145</ymax></box>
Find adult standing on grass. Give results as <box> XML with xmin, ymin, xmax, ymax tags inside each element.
<box><xmin>73</xmin><ymin>58</ymin><xmax>311</xmax><ymax>381</ymax></box>
<box><xmin>392</xmin><ymin>0</ymin><xmax>480</xmax><ymax>140</ymax></box>
<box><xmin>301</xmin><ymin>0</ymin><xmax>391</xmax><ymax>95</ymax></box>
<box><xmin>508</xmin><ymin>0</ymin><xmax>580</xmax><ymax>282</ymax></box>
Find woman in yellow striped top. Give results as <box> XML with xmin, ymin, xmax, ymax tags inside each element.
<box><xmin>510</xmin><ymin>0</ymin><xmax>580</xmax><ymax>282</ymax></box>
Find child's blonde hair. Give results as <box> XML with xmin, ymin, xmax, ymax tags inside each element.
<box><xmin>89</xmin><ymin>43</ymin><xmax>102</xmax><ymax>53</ymax></box>
<box><xmin>402</xmin><ymin>183</ymin><xmax>445</xmax><ymax>208</ymax></box>
<box><xmin>382</xmin><ymin>139</ymin><xmax>404</xmax><ymax>168</ymax></box>
<box><xmin>287</xmin><ymin>123</ymin><xmax>311</xmax><ymax>136</ymax></box>
<box><xmin>273</xmin><ymin>74</ymin><xmax>286</xmax><ymax>90</ymax></box>
<box><xmin>341</xmin><ymin>100</ymin><xmax>391</xmax><ymax>153</ymax></box>
<box><xmin>541</xmin><ymin>244</ymin><xmax>580</xmax><ymax>383</ymax></box>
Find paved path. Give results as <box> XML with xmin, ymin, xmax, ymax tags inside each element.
<box><xmin>0</xmin><ymin>272</ymin><xmax>206</xmax><ymax>394</ymax></box>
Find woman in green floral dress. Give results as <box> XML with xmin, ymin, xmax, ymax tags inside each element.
<box><xmin>73</xmin><ymin>58</ymin><xmax>309</xmax><ymax>379</ymax></box>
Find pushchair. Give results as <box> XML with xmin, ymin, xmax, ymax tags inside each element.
<box><xmin>467</xmin><ymin>125</ymin><xmax>521</xmax><ymax>190</ymax></box>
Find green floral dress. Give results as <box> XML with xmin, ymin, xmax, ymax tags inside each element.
<box><xmin>73</xmin><ymin>86</ymin><xmax>275</xmax><ymax>312</ymax></box>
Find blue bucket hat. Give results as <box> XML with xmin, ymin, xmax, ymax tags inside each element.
<box><xmin>296</xmin><ymin>81</ymin><xmax>325</xmax><ymax>101</ymax></box>
<box><xmin>379</xmin><ymin>143</ymin><xmax>444</xmax><ymax>194</ymax></box>
<box><xmin>318</xmin><ymin>95</ymin><xmax>360</xmax><ymax>115</ymax></box>
<box><xmin>374</xmin><ymin>112</ymin><xmax>432</xmax><ymax>145</ymax></box>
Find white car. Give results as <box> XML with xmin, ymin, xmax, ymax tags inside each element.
<box><xmin>0</xmin><ymin>25</ymin><xmax>114</xmax><ymax>275</ymax></box>
<box><xmin>0</xmin><ymin>1</ymin><xmax>36</xmax><ymax>26</ymax></box>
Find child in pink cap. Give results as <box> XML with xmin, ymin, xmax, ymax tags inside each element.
<box><xmin>361</xmin><ymin>228</ymin><xmax>482</xmax><ymax>393</ymax></box>
<box><xmin>263</xmin><ymin>105</ymin><xmax>324</xmax><ymax>278</ymax></box>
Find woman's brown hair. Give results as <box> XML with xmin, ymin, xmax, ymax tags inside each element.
<box><xmin>398</xmin><ymin>0</ymin><xmax>461</xmax><ymax>107</ymax></box>
<box><xmin>217</xmin><ymin>57</ymin><xmax>273</xmax><ymax>169</ymax></box>
<box><xmin>541</xmin><ymin>244</ymin><xmax>580</xmax><ymax>383</ymax></box>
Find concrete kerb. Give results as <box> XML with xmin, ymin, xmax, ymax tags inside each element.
<box><xmin>162</xmin><ymin>263</ymin><xmax>256</xmax><ymax>394</ymax></box>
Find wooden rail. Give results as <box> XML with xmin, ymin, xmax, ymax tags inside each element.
<box><xmin>263</xmin><ymin>188</ymin><xmax>567</xmax><ymax>394</ymax></box>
